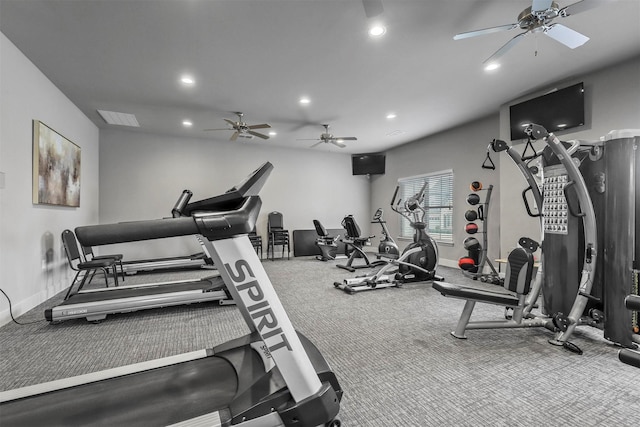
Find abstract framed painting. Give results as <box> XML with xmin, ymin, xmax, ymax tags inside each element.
<box><xmin>32</xmin><ymin>120</ymin><xmax>81</xmax><ymax>207</ymax></box>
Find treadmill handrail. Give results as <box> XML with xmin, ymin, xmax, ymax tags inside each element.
<box><xmin>77</xmin><ymin>196</ymin><xmax>262</xmax><ymax>246</ymax></box>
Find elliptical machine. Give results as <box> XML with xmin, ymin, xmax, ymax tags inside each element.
<box><xmin>334</xmin><ymin>183</ymin><xmax>442</xmax><ymax>294</ymax></box>
<box><xmin>392</xmin><ymin>184</ymin><xmax>442</xmax><ymax>283</ymax></box>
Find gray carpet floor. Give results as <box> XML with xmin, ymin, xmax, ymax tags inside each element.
<box><xmin>1</xmin><ymin>256</ymin><xmax>638</xmax><ymax>426</ymax></box>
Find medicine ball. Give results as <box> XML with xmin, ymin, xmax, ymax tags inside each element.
<box><xmin>466</xmin><ymin>193</ymin><xmax>480</xmax><ymax>205</ymax></box>
<box><xmin>465</xmin><ymin>223</ymin><xmax>478</xmax><ymax>234</ymax></box>
<box><xmin>470</xmin><ymin>181</ymin><xmax>482</xmax><ymax>192</ymax></box>
<box><xmin>458</xmin><ymin>257</ymin><xmax>478</xmax><ymax>272</ymax></box>
<box><xmin>463</xmin><ymin>236</ymin><xmax>481</xmax><ymax>251</ymax></box>
<box><xmin>464</xmin><ymin>209</ymin><xmax>478</xmax><ymax>221</ymax></box>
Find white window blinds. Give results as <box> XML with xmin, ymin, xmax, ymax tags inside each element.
<box><xmin>397</xmin><ymin>170</ymin><xmax>454</xmax><ymax>244</ymax></box>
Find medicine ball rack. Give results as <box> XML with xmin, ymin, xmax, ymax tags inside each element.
<box><xmin>459</xmin><ymin>182</ymin><xmax>501</xmax><ymax>284</ymax></box>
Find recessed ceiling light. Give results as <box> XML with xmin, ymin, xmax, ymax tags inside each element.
<box><xmin>368</xmin><ymin>24</ymin><xmax>386</xmax><ymax>37</ymax></box>
<box><xmin>484</xmin><ymin>62</ymin><xmax>500</xmax><ymax>71</ymax></box>
<box><xmin>299</xmin><ymin>96</ymin><xmax>311</xmax><ymax>105</ymax></box>
<box><xmin>268</xmin><ymin>131</ymin><xmax>277</xmax><ymax>136</ymax></box>
<box><xmin>182</xmin><ymin>120</ymin><xmax>193</xmax><ymax>127</ymax></box>
<box><xmin>386</xmin><ymin>113</ymin><xmax>397</xmax><ymax>119</ymax></box>
<box><xmin>180</xmin><ymin>75</ymin><xmax>195</xmax><ymax>86</ymax></box>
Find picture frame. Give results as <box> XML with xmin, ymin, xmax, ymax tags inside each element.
<box><xmin>32</xmin><ymin>120</ymin><xmax>81</xmax><ymax>207</ymax></box>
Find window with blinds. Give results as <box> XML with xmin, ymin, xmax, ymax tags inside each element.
<box><xmin>397</xmin><ymin>170</ymin><xmax>454</xmax><ymax>244</ymax></box>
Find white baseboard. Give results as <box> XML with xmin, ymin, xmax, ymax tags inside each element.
<box><xmin>438</xmin><ymin>258</ymin><xmax>457</xmax><ymax>268</ymax></box>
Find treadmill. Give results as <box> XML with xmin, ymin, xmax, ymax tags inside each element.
<box><xmin>1</xmin><ymin>162</ymin><xmax>343</xmax><ymax>426</ymax></box>
<box><xmin>116</xmin><ymin>190</ymin><xmax>216</xmax><ymax>275</ymax></box>
<box><xmin>44</xmin><ymin>190</ymin><xmax>238</xmax><ymax>323</ymax></box>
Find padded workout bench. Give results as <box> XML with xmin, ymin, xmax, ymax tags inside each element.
<box><xmin>432</xmin><ymin>246</ymin><xmax>536</xmax><ymax>339</ymax></box>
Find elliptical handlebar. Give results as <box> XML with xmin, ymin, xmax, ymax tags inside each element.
<box><xmin>391</xmin><ymin>182</ymin><xmax>427</xmax><ymax>226</ymax></box>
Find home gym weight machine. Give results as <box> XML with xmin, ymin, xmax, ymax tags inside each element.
<box><xmin>334</xmin><ymin>182</ymin><xmax>442</xmax><ymax>294</ymax></box>
<box><xmin>434</xmin><ymin>124</ymin><xmax>639</xmax><ymax>354</ymax></box>
<box><xmin>0</xmin><ymin>162</ymin><xmax>343</xmax><ymax>427</ymax></box>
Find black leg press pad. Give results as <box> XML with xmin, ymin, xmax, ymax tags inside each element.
<box><xmin>432</xmin><ymin>281</ymin><xmax>520</xmax><ymax>307</ymax></box>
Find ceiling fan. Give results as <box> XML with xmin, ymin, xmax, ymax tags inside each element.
<box><xmin>204</xmin><ymin>112</ymin><xmax>271</xmax><ymax>141</ymax></box>
<box><xmin>454</xmin><ymin>0</ymin><xmax>601</xmax><ymax>64</ymax></box>
<box><xmin>298</xmin><ymin>124</ymin><xmax>357</xmax><ymax>149</ymax></box>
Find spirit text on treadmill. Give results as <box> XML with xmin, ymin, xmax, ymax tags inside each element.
<box><xmin>225</xmin><ymin>259</ymin><xmax>293</xmax><ymax>353</ymax></box>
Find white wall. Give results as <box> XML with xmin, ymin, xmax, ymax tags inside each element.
<box><xmin>497</xmin><ymin>56</ymin><xmax>640</xmax><ymax>256</ymax></box>
<box><xmin>371</xmin><ymin>115</ymin><xmax>501</xmax><ymax>268</ymax></box>
<box><xmin>0</xmin><ymin>33</ymin><xmax>100</xmax><ymax>325</ymax></box>
<box><xmin>98</xmin><ymin>129</ymin><xmax>370</xmax><ymax>259</ymax></box>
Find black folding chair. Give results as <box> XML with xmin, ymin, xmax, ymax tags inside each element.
<box><xmin>61</xmin><ymin>229</ymin><xmax>119</xmax><ymax>299</ymax></box>
<box><xmin>267</xmin><ymin>211</ymin><xmax>290</xmax><ymax>260</ymax></box>
<box><xmin>81</xmin><ymin>245</ymin><xmax>125</xmax><ymax>282</ymax></box>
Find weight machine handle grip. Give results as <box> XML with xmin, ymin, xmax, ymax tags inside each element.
<box><xmin>482</xmin><ymin>151</ymin><xmax>496</xmax><ymax>170</ymax></box>
<box><xmin>563</xmin><ymin>181</ymin><xmax>586</xmax><ymax>217</ymax></box>
<box><xmin>522</xmin><ymin>186</ymin><xmax>541</xmax><ymax>217</ymax></box>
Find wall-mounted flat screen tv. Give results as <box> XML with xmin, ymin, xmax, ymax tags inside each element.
<box><xmin>509</xmin><ymin>82</ymin><xmax>585</xmax><ymax>141</ymax></box>
<box><xmin>352</xmin><ymin>153</ymin><xmax>385</xmax><ymax>176</ymax></box>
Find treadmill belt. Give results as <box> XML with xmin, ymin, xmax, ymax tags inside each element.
<box><xmin>62</xmin><ymin>277</ymin><xmax>224</xmax><ymax>305</ymax></box>
<box><xmin>1</xmin><ymin>355</ymin><xmax>237</xmax><ymax>426</ymax></box>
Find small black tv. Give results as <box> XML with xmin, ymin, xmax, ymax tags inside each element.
<box><xmin>509</xmin><ymin>82</ymin><xmax>585</xmax><ymax>141</ymax></box>
<box><xmin>352</xmin><ymin>153</ymin><xmax>385</xmax><ymax>176</ymax></box>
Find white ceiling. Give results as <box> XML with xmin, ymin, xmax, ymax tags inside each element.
<box><xmin>1</xmin><ymin>0</ymin><xmax>639</xmax><ymax>154</ymax></box>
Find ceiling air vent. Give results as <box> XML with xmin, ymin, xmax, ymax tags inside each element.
<box><xmin>97</xmin><ymin>110</ymin><xmax>140</xmax><ymax>127</ymax></box>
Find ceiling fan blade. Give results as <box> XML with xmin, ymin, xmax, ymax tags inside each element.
<box><xmin>296</xmin><ymin>138</ymin><xmax>321</xmax><ymax>141</ymax></box>
<box><xmin>310</xmin><ymin>141</ymin><xmax>324</xmax><ymax>148</ymax></box>
<box><xmin>483</xmin><ymin>31</ymin><xmax>528</xmax><ymax>64</ymax></box>
<box><xmin>203</xmin><ymin>128</ymin><xmax>231</xmax><ymax>131</ymax></box>
<box><xmin>336</xmin><ymin>137</ymin><xmax>357</xmax><ymax>141</ymax></box>
<box><xmin>531</xmin><ymin>0</ymin><xmax>554</xmax><ymax>12</ymax></box>
<box><xmin>559</xmin><ymin>0</ymin><xmax>603</xmax><ymax>17</ymax></box>
<box><xmin>247</xmin><ymin>123</ymin><xmax>271</xmax><ymax>129</ymax></box>
<box><xmin>224</xmin><ymin>118</ymin><xmax>237</xmax><ymax>127</ymax></box>
<box><xmin>362</xmin><ymin>0</ymin><xmax>384</xmax><ymax>18</ymax></box>
<box><xmin>544</xmin><ymin>23</ymin><xmax>589</xmax><ymax>48</ymax></box>
<box><xmin>454</xmin><ymin>23</ymin><xmax>519</xmax><ymax>40</ymax></box>
<box><xmin>331</xmin><ymin>140</ymin><xmax>347</xmax><ymax>148</ymax></box>
<box><xmin>247</xmin><ymin>130</ymin><xmax>269</xmax><ymax>140</ymax></box>
<box><xmin>230</xmin><ymin>131</ymin><xmax>239</xmax><ymax>141</ymax></box>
